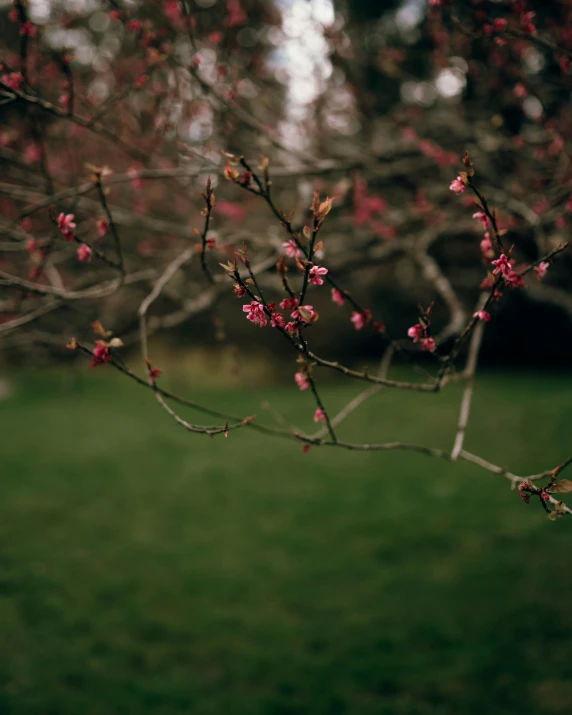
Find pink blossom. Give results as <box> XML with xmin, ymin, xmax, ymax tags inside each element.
<box><xmin>351</xmin><ymin>310</ymin><xmax>371</xmax><ymax>331</ymax></box>
<box><xmin>518</xmin><ymin>480</ymin><xmax>531</xmax><ymax>504</ymax></box>
<box><xmin>224</xmin><ymin>0</ymin><xmax>247</xmax><ymax>28</ymax></box>
<box><xmin>419</xmin><ymin>140</ymin><xmax>436</xmax><ymax>158</ymax></box>
<box><xmin>24</xmin><ymin>143</ymin><xmax>40</xmax><ymax>164</ymax></box>
<box><xmin>96</xmin><ymin>218</ymin><xmax>109</xmax><ymax>237</ymax></box>
<box><xmin>514</xmin><ymin>82</ymin><xmax>527</xmax><ymax>98</ymax></box>
<box><xmin>127</xmin><ymin>19</ymin><xmax>143</xmax><ymax>31</ymax></box>
<box><xmin>480</xmin><ymin>275</ymin><xmax>495</xmax><ymax>291</ymax></box>
<box><xmin>491</xmin><ymin>253</ymin><xmax>511</xmax><ymax>277</ymax></box>
<box><xmin>20</xmin><ymin>20</ymin><xmax>37</xmax><ymax>37</ymax></box>
<box><xmin>149</xmin><ymin>367</ymin><xmax>162</xmax><ymax>383</ymax></box>
<box><xmin>109</xmin><ymin>9</ymin><xmax>122</xmax><ymax>21</ymax></box>
<box><xmin>242</xmin><ymin>300</ymin><xmax>267</xmax><ymax>327</ymax></box>
<box><xmin>504</xmin><ymin>271</ymin><xmax>525</xmax><ymax>289</ymax></box>
<box><xmin>473</xmin><ymin>211</ymin><xmax>489</xmax><ymax>229</ymax></box>
<box><xmin>1</xmin><ymin>72</ymin><xmax>24</xmax><ymax>90</ymax></box>
<box><xmin>309</xmin><ymin>265</ymin><xmax>328</xmax><ymax>286</ymax></box>
<box><xmin>402</xmin><ymin>127</ymin><xmax>417</xmax><ymax>142</ymax></box>
<box><xmin>535</xmin><ymin>261</ymin><xmax>549</xmax><ymax>280</ymax></box>
<box><xmin>449</xmin><ymin>176</ymin><xmax>466</xmax><ymax>195</ymax></box>
<box><xmin>421</xmin><ymin>337</ymin><xmax>436</xmax><ymax>353</ymax></box>
<box><xmin>373</xmin><ymin>321</ymin><xmax>385</xmax><ymax>333</ymax></box>
<box><xmin>280</xmin><ymin>297</ymin><xmax>299</xmax><ymax>311</ymax></box>
<box><xmin>77</xmin><ymin>244</ymin><xmax>92</xmax><ymax>262</ymax></box>
<box><xmin>407</xmin><ymin>323</ymin><xmax>425</xmax><ymax>343</ymax></box>
<box><xmin>164</xmin><ymin>0</ymin><xmax>183</xmax><ymax>22</ymax></box>
<box><xmin>134</xmin><ymin>75</ymin><xmax>148</xmax><ymax>90</ymax></box>
<box><xmin>282</xmin><ymin>240</ymin><xmax>300</xmax><ymax>259</ymax></box>
<box><xmin>128</xmin><ymin>165</ymin><xmax>143</xmax><ymax>190</ymax></box>
<box><xmin>480</xmin><ymin>233</ymin><xmax>494</xmax><ymax>261</ymax></box>
<box><xmin>57</xmin><ymin>212</ymin><xmax>76</xmax><ymax>240</ymax></box>
<box><xmin>295</xmin><ymin>371</ymin><xmax>309</xmax><ymax>391</ymax></box>
<box><xmin>534</xmin><ymin>199</ymin><xmax>550</xmax><ymax>216</ymax></box>
<box><xmin>473</xmin><ymin>310</ymin><xmax>491</xmax><ymax>322</ymax></box>
<box><xmin>216</xmin><ymin>201</ymin><xmax>246</xmax><ymax>223</ymax></box>
<box><xmin>372</xmin><ymin>222</ymin><xmax>397</xmax><ymax>240</ymax></box>
<box><xmin>233</xmin><ymin>283</ymin><xmax>246</xmax><ymax>298</ymax></box>
<box><xmin>205</xmin><ymin>237</ymin><xmax>216</xmax><ymax>250</ymax></box>
<box><xmin>270</xmin><ymin>312</ymin><xmax>285</xmax><ymax>328</ymax></box>
<box><xmin>548</xmin><ymin>136</ymin><xmax>564</xmax><ymax>157</ymax></box>
<box><xmin>291</xmin><ymin>305</ymin><xmax>317</xmax><ymax>324</ymax></box>
<box><xmin>353</xmin><ymin>175</ymin><xmax>387</xmax><ymax>227</ymax></box>
<box><xmin>314</xmin><ymin>408</ymin><xmax>326</xmax><ymax>424</ymax></box>
<box><xmin>285</xmin><ymin>322</ymin><xmax>300</xmax><ymax>337</ymax></box>
<box><xmin>58</xmin><ymin>212</ymin><xmax>76</xmax><ymax>231</ymax></box>
<box><xmin>90</xmin><ymin>341</ymin><xmax>111</xmax><ymax>369</ymax></box>
<box><xmin>520</xmin><ymin>11</ymin><xmax>537</xmax><ymax>35</ymax></box>
<box><xmin>493</xmin><ymin>18</ymin><xmax>507</xmax><ymax>32</ymax></box>
<box><xmin>331</xmin><ymin>288</ymin><xmax>345</xmax><ymax>306</ymax></box>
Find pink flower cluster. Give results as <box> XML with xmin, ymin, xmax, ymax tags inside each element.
<box><xmin>535</xmin><ymin>261</ymin><xmax>549</xmax><ymax>280</ymax></box>
<box><xmin>353</xmin><ymin>175</ymin><xmax>387</xmax><ymax>228</ymax></box>
<box><xmin>57</xmin><ymin>212</ymin><xmax>76</xmax><ymax>240</ymax></box>
<box><xmin>280</xmin><ymin>297</ymin><xmax>299</xmax><ymax>311</ymax></box>
<box><xmin>224</xmin><ymin>0</ymin><xmax>247</xmax><ymax>28</ymax></box>
<box><xmin>96</xmin><ymin>218</ymin><xmax>109</xmax><ymax>238</ymax></box>
<box><xmin>242</xmin><ymin>297</ymin><xmax>317</xmax><ymax>332</ymax></box>
<box><xmin>480</xmin><ymin>233</ymin><xmax>494</xmax><ymax>262</ymax></box>
<box><xmin>484</xmin><ymin>17</ymin><xmax>507</xmax><ymax>45</ymax></box>
<box><xmin>19</xmin><ymin>20</ymin><xmax>37</xmax><ymax>38</ymax></box>
<box><xmin>351</xmin><ymin>309</ymin><xmax>371</xmax><ymax>331</ymax></box>
<box><xmin>331</xmin><ymin>288</ymin><xmax>345</xmax><ymax>306</ymax></box>
<box><xmin>518</xmin><ymin>480</ymin><xmax>530</xmax><ymax>504</ymax></box>
<box><xmin>520</xmin><ymin>10</ymin><xmax>537</xmax><ymax>35</ymax></box>
<box><xmin>90</xmin><ymin>341</ymin><xmax>111</xmax><ymax>369</ymax></box>
<box><xmin>295</xmin><ymin>371</ymin><xmax>309</xmax><ymax>391</ymax></box>
<box><xmin>1</xmin><ymin>72</ymin><xmax>24</xmax><ymax>90</ymax></box>
<box><xmin>473</xmin><ymin>211</ymin><xmax>489</xmax><ymax>229</ymax></box>
<box><xmin>309</xmin><ymin>265</ymin><xmax>328</xmax><ymax>285</ymax></box>
<box><xmin>242</xmin><ymin>301</ymin><xmax>269</xmax><ymax>327</ymax></box>
<box><xmin>149</xmin><ymin>367</ymin><xmax>162</xmax><ymax>384</ymax></box>
<box><xmin>282</xmin><ymin>240</ymin><xmax>300</xmax><ymax>259</ymax></box>
<box><xmin>291</xmin><ymin>305</ymin><xmax>317</xmax><ymax>323</ymax></box>
<box><xmin>330</xmin><ymin>288</ymin><xmax>377</xmax><ymax>332</ymax></box>
<box><xmin>77</xmin><ymin>244</ymin><xmax>92</xmax><ymax>262</ymax></box>
<box><xmin>314</xmin><ymin>408</ymin><xmax>326</xmax><ymax>423</ymax></box>
<box><xmin>484</xmin><ymin>18</ymin><xmax>508</xmax><ymax>34</ymax></box>
<box><xmin>407</xmin><ymin>323</ymin><xmax>436</xmax><ymax>353</ymax></box>
<box><xmin>473</xmin><ymin>310</ymin><xmax>491</xmax><ymax>322</ymax></box>
<box><xmin>449</xmin><ymin>176</ymin><xmax>465</xmax><ymax>195</ymax></box>
<box><xmin>491</xmin><ymin>254</ymin><xmax>525</xmax><ymax>288</ymax></box>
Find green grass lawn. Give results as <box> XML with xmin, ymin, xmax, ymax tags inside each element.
<box><xmin>1</xmin><ymin>368</ymin><xmax>571</xmax><ymax>715</ymax></box>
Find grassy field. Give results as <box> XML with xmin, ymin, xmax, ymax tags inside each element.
<box><xmin>1</xmin><ymin>368</ymin><xmax>571</xmax><ymax>715</ymax></box>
